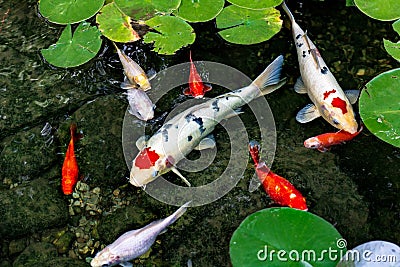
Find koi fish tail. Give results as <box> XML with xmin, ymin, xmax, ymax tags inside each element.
<box><xmin>251</xmin><ymin>55</ymin><xmax>286</xmax><ymax>96</ymax></box>
<box><xmin>248</xmin><ymin>140</ymin><xmax>261</xmax><ymax>165</ymax></box>
<box><xmin>69</xmin><ymin>123</ymin><xmax>83</xmax><ymax>143</ymax></box>
<box><xmin>281</xmin><ymin>1</ymin><xmax>295</xmax><ymax>24</ymax></box>
<box><xmin>189</xmin><ymin>50</ymin><xmax>193</xmax><ymax>62</ymax></box>
<box><xmin>165</xmin><ymin>201</ymin><xmax>191</xmax><ymax>226</ymax></box>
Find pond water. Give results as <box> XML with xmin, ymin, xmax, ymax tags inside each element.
<box><xmin>0</xmin><ymin>0</ymin><xmax>398</xmax><ymax>266</ymax></box>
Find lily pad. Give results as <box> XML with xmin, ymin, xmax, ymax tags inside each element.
<box><xmin>230</xmin><ymin>208</ymin><xmax>346</xmax><ymax>267</ymax></box>
<box><xmin>39</xmin><ymin>0</ymin><xmax>104</xmax><ymax>24</ymax></box>
<box><xmin>353</xmin><ymin>0</ymin><xmax>400</xmax><ymax>21</ymax></box>
<box><xmin>115</xmin><ymin>0</ymin><xmax>181</xmax><ymax>20</ymax></box>
<box><xmin>144</xmin><ymin>16</ymin><xmax>195</xmax><ymax>55</ymax></box>
<box><xmin>227</xmin><ymin>0</ymin><xmax>282</xmax><ymax>10</ymax></box>
<box><xmin>96</xmin><ymin>2</ymin><xmax>140</xmax><ymax>43</ymax></box>
<box><xmin>216</xmin><ymin>6</ymin><xmax>282</xmax><ymax>45</ymax></box>
<box><xmin>174</xmin><ymin>0</ymin><xmax>224</xmax><ymax>23</ymax></box>
<box><xmin>359</xmin><ymin>68</ymin><xmax>400</xmax><ymax>148</ymax></box>
<box><xmin>41</xmin><ymin>22</ymin><xmax>102</xmax><ymax>68</ymax></box>
<box><xmin>383</xmin><ymin>20</ymin><xmax>400</xmax><ymax>61</ymax></box>
<box><xmin>337</xmin><ymin>241</ymin><xmax>400</xmax><ymax>267</ymax></box>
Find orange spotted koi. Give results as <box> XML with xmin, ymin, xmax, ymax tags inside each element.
<box><xmin>183</xmin><ymin>51</ymin><xmax>212</xmax><ymax>98</ymax></box>
<box><xmin>249</xmin><ymin>140</ymin><xmax>308</xmax><ymax>211</ymax></box>
<box><xmin>61</xmin><ymin>123</ymin><xmax>82</xmax><ymax>195</ymax></box>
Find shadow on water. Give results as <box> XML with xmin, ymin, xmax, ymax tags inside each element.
<box><xmin>0</xmin><ymin>0</ymin><xmax>398</xmax><ymax>266</ymax></box>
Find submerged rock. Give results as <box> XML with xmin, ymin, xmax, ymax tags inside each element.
<box><xmin>12</xmin><ymin>242</ymin><xmax>57</xmax><ymax>267</ymax></box>
<box><xmin>0</xmin><ymin>178</ymin><xmax>68</xmax><ymax>239</ymax></box>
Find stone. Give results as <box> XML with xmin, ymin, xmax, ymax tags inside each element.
<box><xmin>12</xmin><ymin>242</ymin><xmax>57</xmax><ymax>267</ymax></box>
<box><xmin>53</xmin><ymin>231</ymin><xmax>75</xmax><ymax>254</ymax></box>
<box><xmin>0</xmin><ymin>178</ymin><xmax>68</xmax><ymax>239</ymax></box>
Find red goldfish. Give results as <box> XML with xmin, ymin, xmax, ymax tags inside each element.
<box><xmin>183</xmin><ymin>51</ymin><xmax>212</xmax><ymax>98</ymax></box>
<box><xmin>61</xmin><ymin>123</ymin><xmax>81</xmax><ymax>195</ymax></box>
<box><xmin>304</xmin><ymin>125</ymin><xmax>363</xmax><ymax>152</ymax></box>
<box><xmin>249</xmin><ymin>140</ymin><xmax>308</xmax><ymax>211</ymax></box>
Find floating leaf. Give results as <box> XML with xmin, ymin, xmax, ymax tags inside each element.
<box><xmin>39</xmin><ymin>0</ymin><xmax>104</xmax><ymax>24</ymax></box>
<box><xmin>338</xmin><ymin>241</ymin><xmax>400</xmax><ymax>267</ymax></box>
<box><xmin>144</xmin><ymin>16</ymin><xmax>195</xmax><ymax>55</ymax></box>
<box><xmin>41</xmin><ymin>22</ymin><xmax>102</xmax><ymax>68</ymax></box>
<box><xmin>227</xmin><ymin>0</ymin><xmax>282</xmax><ymax>10</ymax></box>
<box><xmin>96</xmin><ymin>2</ymin><xmax>140</xmax><ymax>43</ymax></box>
<box><xmin>353</xmin><ymin>0</ymin><xmax>400</xmax><ymax>21</ymax></box>
<box><xmin>115</xmin><ymin>0</ymin><xmax>181</xmax><ymax>20</ymax></box>
<box><xmin>346</xmin><ymin>0</ymin><xmax>355</xmax><ymax>7</ymax></box>
<box><xmin>383</xmin><ymin>39</ymin><xmax>400</xmax><ymax>61</ymax></box>
<box><xmin>359</xmin><ymin>68</ymin><xmax>400</xmax><ymax>148</ymax></box>
<box><xmin>174</xmin><ymin>0</ymin><xmax>224</xmax><ymax>23</ymax></box>
<box><xmin>216</xmin><ymin>6</ymin><xmax>282</xmax><ymax>45</ymax></box>
<box><xmin>393</xmin><ymin>19</ymin><xmax>400</xmax><ymax>35</ymax></box>
<box><xmin>230</xmin><ymin>208</ymin><xmax>345</xmax><ymax>267</ymax></box>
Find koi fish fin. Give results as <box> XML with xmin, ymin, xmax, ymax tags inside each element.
<box><xmin>222</xmin><ymin>108</ymin><xmax>244</xmax><ymax>120</ymax></box>
<box><xmin>164</xmin><ymin>200</ymin><xmax>191</xmax><ymax>228</ymax></box>
<box><xmin>296</xmin><ymin>104</ymin><xmax>320</xmax><ymax>123</ymax></box>
<box><xmin>344</xmin><ymin>90</ymin><xmax>360</xmax><ymax>104</ymax></box>
<box><xmin>120</xmin><ymin>262</ymin><xmax>133</xmax><ymax>267</ymax></box>
<box><xmin>281</xmin><ymin>1</ymin><xmax>295</xmax><ymax>23</ymax></box>
<box><xmin>309</xmin><ymin>48</ymin><xmax>322</xmax><ymax>69</ymax></box>
<box><xmin>121</xmin><ymin>79</ymin><xmax>137</xmax><ymax>90</ymax></box>
<box><xmin>204</xmin><ymin>83</ymin><xmax>212</xmax><ymax>92</ymax></box>
<box><xmin>252</xmin><ymin>55</ymin><xmax>286</xmax><ymax>95</ymax></box>
<box><xmin>135</xmin><ymin>135</ymin><xmax>149</xmax><ymax>150</ymax></box>
<box><xmin>171</xmin><ymin>167</ymin><xmax>191</xmax><ymax>187</ymax></box>
<box><xmin>294</xmin><ymin>77</ymin><xmax>307</xmax><ymax>94</ymax></box>
<box><xmin>183</xmin><ymin>87</ymin><xmax>192</xmax><ymax>96</ymax></box>
<box><xmin>195</xmin><ymin>134</ymin><xmax>216</xmax><ymax>150</ymax></box>
<box><xmin>317</xmin><ymin>147</ymin><xmax>329</xmax><ymax>153</ymax></box>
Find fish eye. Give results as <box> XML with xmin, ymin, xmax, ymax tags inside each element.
<box><xmin>102</xmin><ymin>265</ymin><xmax>109</xmax><ymax>267</ymax></box>
<box><xmin>332</xmin><ymin>118</ymin><xmax>340</xmax><ymax>125</ymax></box>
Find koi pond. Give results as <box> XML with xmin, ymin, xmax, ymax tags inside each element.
<box><xmin>0</xmin><ymin>0</ymin><xmax>399</xmax><ymax>266</ymax></box>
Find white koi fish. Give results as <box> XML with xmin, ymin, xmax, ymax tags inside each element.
<box><xmin>125</xmin><ymin>88</ymin><xmax>155</xmax><ymax>121</ymax></box>
<box><xmin>281</xmin><ymin>2</ymin><xmax>359</xmax><ymax>134</ymax></box>
<box><xmin>130</xmin><ymin>56</ymin><xmax>286</xmax><ymax>187</ymax></box>
<box><xmin>90</xmin><ymin>201</ymin><xmax>190</xmax><ymax>267</ymax></box>
<box><xmin>113</xmin><ymin>42</ymin><xmax>151</xmax><ymax>91</ymax></box>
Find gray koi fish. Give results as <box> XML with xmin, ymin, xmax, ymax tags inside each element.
<box><xmin>130</xmin><ymin>55</ymin><xmax>286</xmax><ymax>187</ymax></box>
<box><xmin>125</xmin><ymin>88</ymin><xmax>155</xmax><ymax>121</ymax></box>
<box><xmin>90</xmin><ymin>201</ymin><xmax>190</xmax><ymax>267</ymax></box>
<box><xmin>113</xmin><ymin>42</ymin><xmax>151</xmax><ymax>91</ymax></box>
<box><xmin>282</xmin><ymin>2</ymin><xmax>359</xmax><ymax>134</ymax></box>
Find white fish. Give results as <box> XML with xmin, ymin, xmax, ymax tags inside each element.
<box><xmin>281</xmin><ymin>2</ymin><xmax>359</xmax><ymax>134</ymax></box>
<box><xmin>130</xmin><ymin>56</ymin><xmax>286</xmax><ymax>187</ymax></box>
<box><xmin>90</xmin><ymin>201</ymin><xmax>190</xmax><ymax>267</ymax></box>
<box><xmin>113</xmin><ymin>42</ymin><xmax>151</xmax><ymax>91</ymax></box>
<box><xmin>125</xmin><ymin>88</ymin><xmax>155</xmax><ymax>121</ymax></box>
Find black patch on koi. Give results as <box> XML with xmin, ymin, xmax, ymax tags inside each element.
<box><xmin>296</xmin><ymin>34</ymin><xmax>301</xmax><ymax>39</ymax></box>
<box><xmin>193</xmin><ymin>117</ymin><xmax>206</xmax><ymax>134</ymax></box>
<box><xmin>187</xmin><ymin>135</ymin><xmax>193</xmax><ymax>142</ymax></box>
<box><xmin>302</xmin><ymin>51</ymin><xmax>307</xmax><ymax>58</ymax></box>
<box><xmin>296</xmin><ymin>42</ymin><xmax>303</xmax><ymax>47</ymax></box>
<box><xmin>212</xmin><ymin>100</ymin><xmax>220</xmax><ymax>112</ymax></box>
<box><xmin>225</xmin><ymin>96</ymin><xmax>229</xmax><ymax>100</ymax></box>
<box><xmin>321</xmin><ymin>67</ymin><xmax>328</xmax><ymax>74</ymax></box>
<box><xmin>185</xmin><ymin>113</ymin><xmax>196</xmax><ymax>122</ymax></box>
<box><xmin>162</xmin><ymin>129</ymin><xmax>168</xmax><ymax>142</ymax></box>
<box><xmin>164</xmin><ymin>123</ymin><xmax>172</xmax><ymax>129</ymax></box>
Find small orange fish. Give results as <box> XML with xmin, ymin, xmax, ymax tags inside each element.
<box><xmin>249</xmin><ymin>140</ymin><xmax>308</xmax><ymax>211</ymax></box>
<box><xmin>61</xmin><ymin>123</ymin><xmax>81</xmax><ymax>195</ymax></box>
<box><xmin>183</xmin><ymin>51</ymin><xmax>212</xmax><ymax>98</ymax></box>
<box><xmin>304</xmin><ymin>125</ymin><xmax>363</xmax><ymax>152</ymax></box>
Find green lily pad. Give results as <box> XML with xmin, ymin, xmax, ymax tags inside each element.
<box><xmin>41</xmin><ymin>22</ymin><xmax>102</xmax><ymax>68</ymax></box>
<box><xmin>384</xmin><ymin>39</ymin><xmax>400</xmax><ymax>61</ymax></box>
<box><xmin>144</xmin><ymin>16</ymin><xmax>195</xmax><ymax>55</ymax></box>
<box><xmin>227</xmin><ymin>0</ymin><xmax>282</xmax><ymax>10</ymax></box>
<box><xmin>216</xmin><ymin>5</ymin><xmax>282</xmax><ymax>45</ymax></box>
<box><xmin>359</xmin><ymin>68</ymin><xmax>400</xmax><ymax>148</ymax></box>
<box><xmin>115</xmin><ymin>0</ymin><xmax>181</xmax><ymax>20</ymax></box>
<box><xmin>96</xmin><ymin>2</ymin><xmax>140</xmax><ymax>43</ymax></box>
<box><xmin>354</xmin><ymin>0</ymin><xmax>400</xmax><ymax>21</ymax></box>
<box><xmin>393</xmin><ymin>19</ymin><xmax>400</xmax><ymax>35</ymax></box>
<box><xmin>174</xmin><ymin>0</ymin><xmax>224</xmax><ymax>23</ymax></box>
<box><xmin>230</xmin><ymin>208</ymin><xmax>345</xmax><ymax>267</ymax></box>
<box><xmin>38</xmin><ymin>0</ymin><xmax>104</xmax><ymax>25</ymax></box>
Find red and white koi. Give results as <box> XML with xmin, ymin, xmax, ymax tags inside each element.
<box><xmin>113</xmin><ymin>42</ymin><xmax>151</xmax><ymax>91</ymax></box>
<box><xmin>90</xmin><ymin>202</ymin><xmax>190</xmax><ymax>267</ymax></box>
<box><xmin>183</xmin><ymin>51</ymin><xmax>212</xmax><ymax>98</ymax></box>
<box><xmin>281</xmin><ymin>2</ymin><xmax>359</xmax><ymax>134</ymax></box>
<box><xmin>61</xmin><ymin>123</ymin><xmax>82</xmax><ymax>195</ymax></box>
<box><xmin>304</xmin><ymin>125</ymin><xmax>363</xmax><ymax>152</ymax></box>
<box><xmin>130</xmin><ymin>56</ymin><xmax>286</xmax><ymax>187</ymax></box>
<box><xmin>249</xmin><ymin>140</ymin><xmax>308</xmax><ymax>211</ymax></box>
